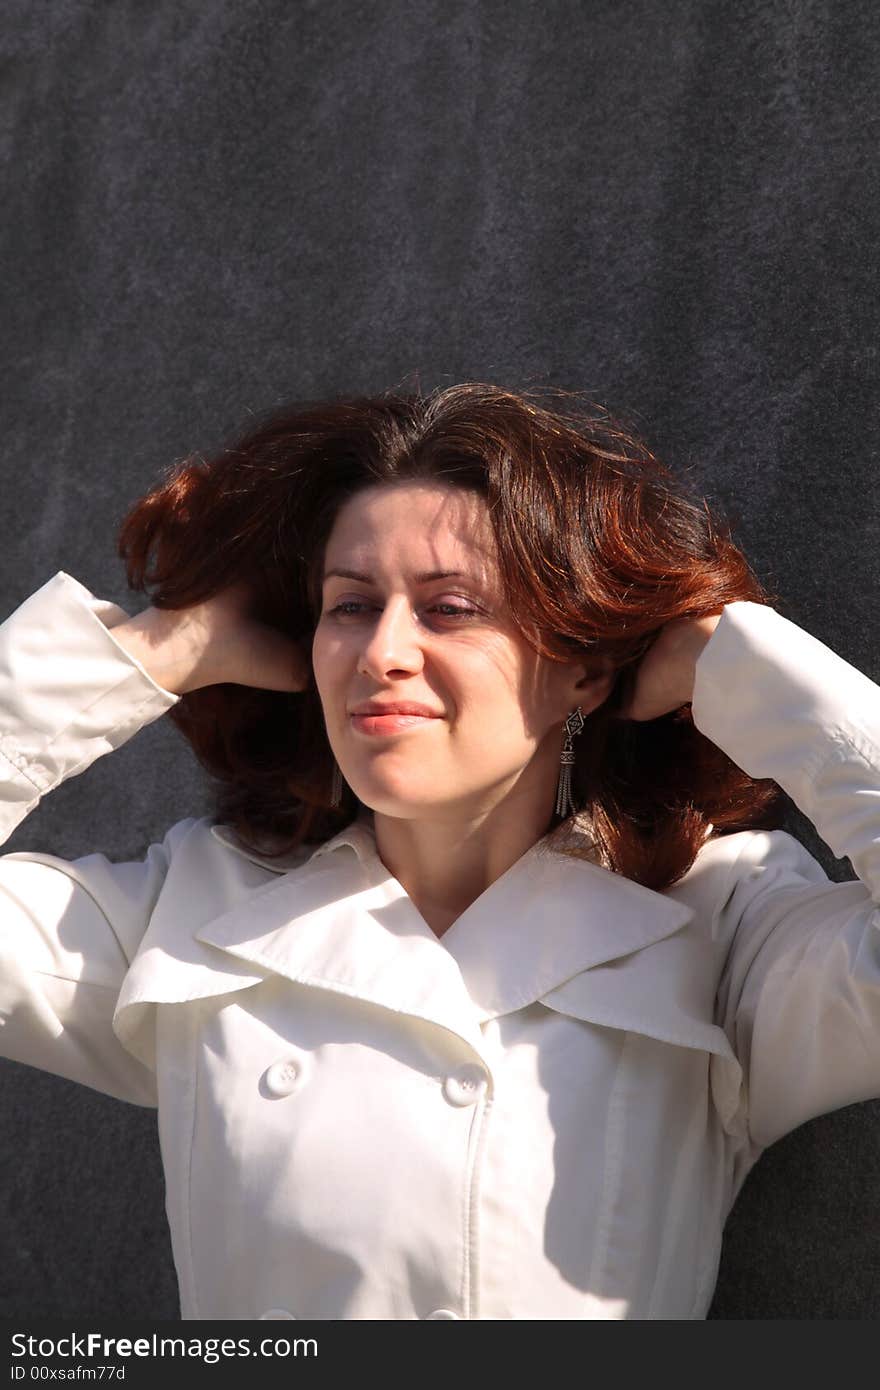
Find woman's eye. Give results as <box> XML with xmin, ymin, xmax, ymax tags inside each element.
<box><xmin>326</xmin><ymin>600</ymin><xmax>479</xmax><ymax>621</ymax></box>
<box><xmin>429</xmin><ymin>603</ymin><xmax>479</xmax><ymax>619</ymax></box>
<box><xmin>327</xmin><ymin>600</ymin><xmax>372</xmax><ymax>616</ymax></box>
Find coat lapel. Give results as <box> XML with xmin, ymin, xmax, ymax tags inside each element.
<box><xmin>196</xmin><ymin>828</ymin><xmax>492</xmax><ymax>1061</ymax></box>
<box><xmin>437</xmin><ymin>836</ymin><xmax>696</xmax><ymax>1021</ymax></box>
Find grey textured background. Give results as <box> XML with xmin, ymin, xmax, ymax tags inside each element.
<box><xmin>1</xmin><ymin>0</ymin><xmax>879</xmax><ymax>1319</ymax></box>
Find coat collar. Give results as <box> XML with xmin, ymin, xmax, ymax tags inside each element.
<box><xmin>197</xmin><ymin>814</ymin><xmax>697</xmax><ymax>1023</ymax></box>
<box><xmin>116</xmin><ymin>813</ymin><xmax>736</xmax><ymax>1087</ymax></box>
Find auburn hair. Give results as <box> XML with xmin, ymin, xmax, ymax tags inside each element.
<box><xmin>116</xmin><ymin>381</ymin><xmax>787</xmax><ymax>891</ymax></box>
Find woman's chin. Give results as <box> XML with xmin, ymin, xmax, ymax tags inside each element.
<box><xmin>341</xmin><ymin>767</ymin><xmax>455</xmax><ymax>816</ymax></box>
<box><xmin>348</xmin><ymin>786</ymin><xmax>442</xmax><ymax>818</ymax></box>
<box><xmin>343</xmin><ymin>776</ymin><xmax>501</xmax><ymax>824</ymax></box>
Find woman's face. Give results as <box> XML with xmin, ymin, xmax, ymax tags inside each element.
<box><xmin>312</xmin><ymin>481</ymin><xmax>603</xmax><ymax>824</ymax></box>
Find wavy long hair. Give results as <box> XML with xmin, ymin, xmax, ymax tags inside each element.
<box><xmin>116</xmin><ymin>381</ymin><xmax>787</xmax><ymax>891</ymax></box>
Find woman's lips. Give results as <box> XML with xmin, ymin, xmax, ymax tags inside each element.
<box><xmin>351</xmin><ymin>713</ymin><xmax>440</xmax><ymax>736</ymax></box>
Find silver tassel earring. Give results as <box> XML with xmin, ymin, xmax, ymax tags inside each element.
<box><xmin>329</xmin><ymin>759</ymin><xmax>344</xmax><ymax>808</ymax></box>
<box><xmin>554</xmin><ymin>706</ymin><xmax>585</xmax><ymax>819</ymax></box>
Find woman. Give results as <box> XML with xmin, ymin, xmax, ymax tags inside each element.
<box><xmin>0</xmin><ymin>382</ymin><xmax>877</xmax><ymax>1320</ymax></box>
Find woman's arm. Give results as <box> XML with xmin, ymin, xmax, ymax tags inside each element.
<box><xmin>109</xmin><ymin>577</ymin><xmax>310</xmax><ymax>696</ymax></box>
<box><xmin>688</xmin><ymin>601</ymin><xmax>880</xmax><ymax>1149</ymax></box>
<box><xmin>0</xmin><ymin>568</ymin><xmax>311</xmax><ymax>1104</ymax></box>
<box><xmin>0</xmin><ymin>573</ymin><xmax>180</xmax><ymax>841</ymax></box>
<box><xmin>0</xmin><ymin>572</ymin><xmax>183</xmax><ymax>1104</ymax></box>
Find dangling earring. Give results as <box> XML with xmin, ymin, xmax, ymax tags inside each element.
<box><xmin>554</xmin><ymin>706</ymin><xmax>585</xmax><ymax>818</ymax></box>
<box><xmin>330</xmin><ymin>759</ymin><xmax>344</xmax><ymax>808</ymax></box>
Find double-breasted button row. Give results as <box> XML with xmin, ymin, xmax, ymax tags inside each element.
<box><xmin>262</xmin><ymin>1056</ymin><xmax>488</xmax><ymax>1106</ymax></box>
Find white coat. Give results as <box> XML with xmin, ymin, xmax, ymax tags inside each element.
<box><xmin>0</xmin><ymin>571</ymin><xmax>878</xmax><ymax>1321</ymax></box>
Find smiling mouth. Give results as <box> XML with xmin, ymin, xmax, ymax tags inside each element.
<box><xmin>350</xmin><ymin>712</ymin><xmax>440</xmax><ymax>735</ymax></box>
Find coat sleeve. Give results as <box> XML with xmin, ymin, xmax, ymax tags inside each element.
<box><xmin>0</xmin><ymin>571</ymin><xmax>183</xmax><ymax>1106</ymax></box>
<box><xmin>690</xmin><ymin>600</ymin><xmax>880</xmax><ymax>1149</ymax></box>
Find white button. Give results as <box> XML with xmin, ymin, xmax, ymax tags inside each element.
<box><xmin>425</xmin><ymin>1308</ymin><xmax>461</xmax><ymax>1319</ymax></box>
<box><xmin>259</xmin><ymin>1308</ymin><xmax>297</xmax><ymax>1320</ymax></box>
<box><xmin>442</xmin><ymin>1063</ymin><xmax>488</xmax><ymax>1107</ymax></box>
<box><xmin>265</xmin><ymin>1058</ymin><xmax>304</xmax><ymax>1097</ymax></box>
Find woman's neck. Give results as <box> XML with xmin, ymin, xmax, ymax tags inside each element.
<box><xmin>371</xmin><ymin>786</ymin><xmax>555</xmax><ymax>938</ymax></box>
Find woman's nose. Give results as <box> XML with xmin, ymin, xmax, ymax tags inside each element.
<box><xmin>357</xmin><ymin>598</ymin><xmax>425</xmax><ymax>679</ymax></box>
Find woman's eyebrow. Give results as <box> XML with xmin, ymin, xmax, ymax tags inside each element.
<box><xmin>322</xmin><ymin>567</ymin><xmax>469</xmax><ymax>584</ymax></box>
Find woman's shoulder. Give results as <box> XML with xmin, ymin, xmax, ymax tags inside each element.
<box><xmin>669</xmin><ymin>824</ymin><xmax>827</xmax><ymax>934</ymax></box>
<box><xmin>158</xmin><ymin>814</ymin><xmax>319</xmax><ymax>888</ymax></box>
<box><xmin>159</xmin><ymin>813</ymin><xmax>371</xmax><ymax>897</ymax></box>
<box><xmin>112</xmin><ymin>816</ymin><xmax>344</xmax><ymax>1069</ymax></box>
<box><xmin>692</xmin><ymin>824</ymin><xmax>828</xmax><ymax>890</ymax></box>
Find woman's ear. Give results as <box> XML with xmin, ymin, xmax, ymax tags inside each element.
<box><xmin>572</xmin><ymin>655</ymin><xmax>617</xmax><ymax>716</ymax></box>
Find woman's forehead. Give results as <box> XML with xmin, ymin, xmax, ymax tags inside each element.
<box><xmin>326</xmin><ymin>483</ymin><xmax>497</xmax><ymax>574</ymax></box>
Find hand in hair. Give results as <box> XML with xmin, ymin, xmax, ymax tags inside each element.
<box><xmin>111</xmin><ymin>580</ymin><xmax>312</xmax><ymax>697</ymax></box>
<box><xmin>615</xmin><ymin>612</ymin><xmax>723</xmax><ymax>722</ymax></box>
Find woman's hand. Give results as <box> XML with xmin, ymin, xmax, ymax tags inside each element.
<box><xmin>110</xmin><ymin>581</ymin><xmax>312</xmax><ymax>696</ymax></box>
<box><xmin>615</xmin><ymin>612</ymin><xmax>723</xmax><ymax>722</ymax></box>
